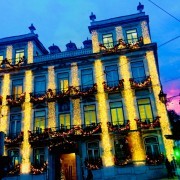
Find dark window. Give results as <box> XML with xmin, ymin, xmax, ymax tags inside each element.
<box><xmin>105</xmin><ymin>65</ymin><xmax>119</xmax><ymax>87</ymax></box>
<box><xmin>33</xmin><ymin>148</ymin><xmax>45</xmax><ymax>166</ymax></box>
<box><xmin>15</xmin><ymin>49</ymin><xmax>24</xmax><ymax>64</ymax></box>
<box><xmin>34</xmin><ymin>76</ymin><xmax>46</xmax><ymax>95</ymax></box>
<box><xmin>34</xmin><ymin>111</ymin><xmax>46</xmax><ymax>132</ymax></box>
<box><xmin>57</xmin><ymin>73</ymin><xmax>69</xmax><ymax>93</ymax></box>
<box><xmin>144</xmin><ymin>137</ymin><xmax>160</xmax><ymax>158</ymax></box>
<box><xmin>131</xmin><ymin>61</ymin><xmax>146</xmax><ymax>82</ymax></box>
<box><xmin>84</xmin><ymin>105</ymin><xmax>96</xmax><ymax>125</ymax></box>
<box><xmin>81</xmin><ymin>69</ymin><xmax>93</xmax><ymax>91</ymax></box>
<box><xmin>8</xmin><ymin>149</ymin><xmax>20</xmax><ymax>166</ymax></box>
<box><xmin>10</xmin><ymin>114</ymin><xmax>21</xmax><ymax>138</ymax></box>
<box><xmin>12</xmin><ymin>79</ymin><xmax>23</xmax><ymax>98</ymax></box>
<box><xmin>87</xmin><ymin>141</ymin><xmax>99</xmax><ymax>159</ymax></box>
<box><xmin>126</xmin><ymin>29</ymin><xmax>138</xmax><ymax>43</ymax></box>
<box><xmin>110</xmin><ymin>101</ymin><xmax>124</xmax><ymax>125</ymax></box>
<box><xmin>103</xmin><ymin>34</ymin><xmax>113</xmax><ymax>48</ymax></box>
<box><xmin>137</xmin><ymin>98</ymin><xmax>153</xmax><ymax>122</ymax></box>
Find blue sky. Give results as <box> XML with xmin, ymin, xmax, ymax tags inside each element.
<box><xmin>0</xmin><ymin>0</ymin><xmax>179</xmax><ymax>113</ymax></box>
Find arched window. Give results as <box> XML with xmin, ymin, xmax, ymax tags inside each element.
<box><xmin>144</xmin><ymin>136</ymin><xmax>160</xmax><ymax>158</ymax></box>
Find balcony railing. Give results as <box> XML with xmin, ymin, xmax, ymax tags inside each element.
<box><xmin>30</xmin><ymin>84</ymin><xmax>97</xmax><ymax>103</ymax></box>
<box><xmin>103</xmin><ymin>79</ymin><xmax>124</xmax><ymax>93</ymax></box>
<box><xmin>31</xmin><ymin>162</ymin><xmax>47</xmax><ymax>175</ymax></box>
<box><xmin>107</xmin><ymin>120</ymin><xmax>130</xmax><ymax>133</ymax></box>
<box><xmin>114</xmin><ymin>155</ymin><xmax>132</xmax><ymax>166</ymax></box>
<box><xmin>84</xmin><ymin>157</ymin><xmax>103</xmax><ymax>170</ymax></box>
<box><xmin>129</xmin><ymin>76</ymin><xmax>152</xmax><ymax>89</ymax></box>
<box><xmin>6</xmin><ymin>93</ymin><xmax>26</xmax><ymax>106</ymax></box>
<box><xmin>28</xmin><ymin>123</ymin><xmax>101</xmax><ymax>144</ymax></box>
<box><xmin>4</xmin><ymin>132</ymin><xmax>24</xmax><ymax>146</ymax></box>
<box><xmin>99</xmin><ymin>37</ymin><xmax>143</xmax><ymax>53</ymax></box>
<box><xmin>134</xmin><ymin>116</ymin><xmax>161</xmax><ymax>129</ymax></box>
<box><xmin>146</xmin><ymin>154</ymin><xmax>164</xmax><ymax>165</ymax></box>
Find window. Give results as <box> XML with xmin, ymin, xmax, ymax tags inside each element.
<box><xmin>57</xmin><ymin>73</ymin><xmax>69</xmax><ymax>93</ymax></box>
<box><xmin>34</xmin><ymin>111</ymin><xmax>45</xmax><ymax>132</ymax></box>
<box><xmin>9</xmin><ymin>114</ymin><xmax>21</xmax><ymax>138</ymax></box>
<box><xmin>103</xmin><ymin>34</ymin><xmax>113</xmax><ymax>48</ymax></box>
<box><xmin>8</xmin><ymin>149</ymin><xmax>20</xmax><ymax>166</ymax></box>
<box><xmin>137</xmin><ymin>98</ymin><xmax>153</xmax><ymax>122</ymax></box>
<box><xmin>58</xmin><ymin>101</ymin><xmax>71</xmax><ymax>128</ymax></box>
<box><xmin>0</xmin><ymin>54</ymin><xmax>3</xmax><ymax>64</ymax></box>
<box><xmin>110</xmin><ymin>102</ymin><xmax>124</xmax><ymax>125</ymax></box>
<box><xmin>81</xmin><ymin>69</ymin><xmax>93</xmax><ymax>91</ymax></box>
<box><xmin>144</xmin><ymin>137</ymin><xmax>160</xmax><ymax>158</ymax></box>
<box><xmin>126</xmin><ymin>29</ymin><xmax>138</xmax><ymax>43</ymax></box>
<box><xmin>131</xmin><ymin>61</ymin><xmax>146</xmax><ymax>82</ymax></box>
<box><xmin>84</xmin><ymin>105</ymin><xmax>96</xmax><ymax>125</ymax></box>
<box><xmin>15</xmin><ymin>49</ymin><xmax>24</xmax><ymax>64</ymax></box>
<box><xmin>105</xmin><ymin>65</ymin><xmax>119</xmax><ymax>87</ymax></box>
<box><xmin>34</xmin><ymin>76</ymin><xmax>46</xmax><ymax>95</ymax></box>
<box><xmin>87</xmin><ymin>141</ymin><xmax>99</xmax><ymax>159</ymax></box>
<box><xmin>33</xmin><ymin>148</ymin><xmax>45</xmax><ymax>166</ymax></box>
<box><xmin>12</xmin><ymin>79</ymin><xmax>23</xmax><ymax>98</ymax></box>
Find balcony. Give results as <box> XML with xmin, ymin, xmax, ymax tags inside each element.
<box><xmin>134</xmin><ymin>116</ymin><xmax>161</xmax><ymax>130</ymax></box>
<box><xmin>103</xmin><ymin>80</ymin><xmax>124</xmax><ymax>93</ymax></box>
<box><xmin>6</xmin><ymin>93</ymin><xmax>25</xmax><ymax>106</ymax></box>
<box><xmin>107</xmin><ymin>120</ymin><xmax>130</xmax><ymax>134</ymax></box>
<box><xmin>146</xmin><ymin>154</ymin><xmax>164</xmax><ymax>165</ymax></box>
<box><xmin>84</xmin><ymin>157</ymin><xmax>103</xmax><ymax>170</ymax></box>
<box><xmin>31</xmin><ymin>162</ymin><xmax>47</xmax><ymax>175</ymax></box>
<box><xmin>30</xmin><ymin>91</ymin><xmax>46</xmax><ymax>103</ymax></box>
<box><xmin>129</xmin><ymin>76</ymin><xmax>152</xmax><ymax>89</ymax></box>
<box><xmin>4</xmin><ymin>132</ymin><xmax>24</xmax><ymax>146</ymax></box>
<box><xmin>99</xmin><ymin>37</ymin><xmax>143</xmax><ymax>53</ymax></box>
<box><xmin>28</xmin><ymin>123</ymin><xmax>101</xmax><ymax>145</ymax></box>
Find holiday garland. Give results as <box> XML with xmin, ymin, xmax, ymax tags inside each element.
<box><xmin>146</xmin><ymin>153</ymin><xmax>164</xmax><ymax>165</ymax></box>
<box><xmin>129</xmin><ymin>76</ymin><xmax>151</xmax><ymax>89</ymax></box>
<box><xmin>31</xmin><ymin>162</ymin><xmax>48</xmax><ymax>174</ymax></box>
<box><xmin>134</xmin><ymin>116</ymin><xmax>160</xmax><ymax>129</ymax></box>
<box><xmin>103</xmin><ymin>79</ymin><xmax>124</xmax><ymax>92</ymax></box>
<box><xmin>5</xmin><ymin>132</ymin><xmax>24</xmax><ymax>145</ymax></box>
<box><xmin>84</xmin><ymin>158</ymin><xmax>103</xmax><ymax>170</ymax></box>
<box><xmin>6</xmin><ymin>93</ymin><xmax>26</xmax><ymax>105</ymax></box>
<box><xmin>7</xmin><ymin>164</ymin><xmax>20</xmax><ymax>176</ymax></box>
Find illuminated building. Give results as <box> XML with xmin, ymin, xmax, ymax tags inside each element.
<box><xmin>0</xmin><ymin>4</ymin><xmax>173</xmax><ymax>180</ymax></box>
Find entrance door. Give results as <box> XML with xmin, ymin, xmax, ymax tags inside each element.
<box><xmin>60</xmin><ymin>153</ymin><xmax>76</xmax><ymax>180</ymax></box>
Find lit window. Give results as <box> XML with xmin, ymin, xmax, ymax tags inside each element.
<box><xmin>9</xmin><ymin>114</ymin><xmax>21</xmax><ymax>138</ymax></box>
<box><xmin>34</xmin><ymin>111</ymin><xmax>46</xmax><ymax>133</ymax></box>
<box><xmin>131</xmin><ymin>61</ymin><xmax>146</xmax><ymax>82</ymax></box>
<box><xmin>103</xmin><ymin>34</ymin><xmax>113</xmax><ymax>48</ymax></box>
<box><xmin>87</xmin><ymin>141</ymin><xmax>100</xmax><ymax>159</ymax></box>
<box><xmin>34</xmin><ymin>76</ymin><xmax>46</xmax><ymax>95</ymax></box>
<box><xmin>144</xmin><ymin>137</ymin><xmax>160</xmax><ymax>159</ymax></box>
<box><xmin>110</xmin><ymin>101</ymin><xmax>124</xmax><ymax>125</ymax></box>
<box><xmin>81</xmin><ymin>69</ymin><xmax>93</xmax><ymax>91</ymax></box>
<box><xmin>0</xmin><ymin>54</ymin><xmax>3</xmax><ymax>64</ymax></box>
<box><xmin>8</xmin><ymin>149</ymin><xmax>20</xmax><ymax>166</ymax></box>
<box><xmin>137</xmin><ymin>98</ymin><xmax>153</xmax><ymax>122</ymax></box>
<box><xmin>105</xmin><ymin>65</ymin><xmax>119</xmax><ymax>87</ymax></box>
<box><xmin>84</xmin><ymin>105</ymin><xmax>96</xmax><ymax>125</ymax></box>
<box><xmin>57</xmin><ymin>73</ymin><xmax>69</xmax><ymax>93</ymax></box>
<box><xmin>15</xmin><ymin>49</ymin><xmax>24</xmax><ymax>64</ymax></box>
<box><xmin>126</xmin><ymin>29</ymin><xmax>138</xmax><ymax>43</ymax></box>
<box><xmin>58</xmin><ymin>101</ymin><xmax>71</xmax><ymax>128</ymax></box>
<box><xmin>12</xmin><ymin>79</ymin><xmax>23</xmax><ymax>98</ymax></box>
<box><xmin>33</xmin><ymin>148</ymin><xmax>45</xmax><ymax>166</ymax></box>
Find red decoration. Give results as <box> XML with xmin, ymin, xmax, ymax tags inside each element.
<box><xmin>31</xmin><ymin>162</ymin><xmax>47</xmax><ymax>174</ymax></box>
<box><xmin>5</xmin><ymin>132</ymin><xmax>24</xmax><ymax>145</ymax></box>
<box><xmin>84</xmin><ymin>158</ymin><xmax>103</xmax><ymax>170</ymax></box>
<box><xmin>103</xmin><ymin>79</ymin><xmax>124</xmax><ymax>92</ymax></box>
<box><xmin>6</xmin><ymin>93</ymin><xmax>26</xmax><ymax>105</ymax></box>
<box><xmin>134</xmin><ymin>116</ymin><xmax>161</xmax><ymax>129</ymax></box>
<box><xmin>129</xmin><ymin>76</ymin><xmax>151</xmax><ymax>89</ymax></box>
<box><xmin>146</xmin><ymin>154</ymin><xmax>164</xmax><ymax>165</ymax></box>
<box><xmin>7</xmin><ymin>164</ymin><xmax>20</xmax><ymax>176</ymax></box>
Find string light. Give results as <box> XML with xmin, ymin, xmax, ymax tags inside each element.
<box><xmin>28</xmin><ymin>41</ymin><xmax>33</xmax><ymax>63</ymax></box>
<box><xmin>146</xmin><ymin>51</ymin><xmax>174</xmax><ymax>161</ymax></box>
<box><xmin>71</xmin><ymin>63</ymin><xmax>81</xmax><ymax>126</ymax></box>
<box><xmin>92</xmin><ymin>31</ymin><xmax>100</xmax><ymax>53</ymax></box>
<box><xmin>48</xmin><ymin>66</ymin><xmax>56</xmax><ymax>128</ymax></box>
<box><xmin>95</xmin><ymin>60</ymin><xmax>114</xmax><ymax>167</ymax></box>
<box><xmin>141</xmin><ymin>21</ymin><xmax>151</xmax><ymax>44</ymax></box>
<box><xmin>119</xmin><ymin>56</ymin><xmax>145</xmax><ymax>164</ymax></box>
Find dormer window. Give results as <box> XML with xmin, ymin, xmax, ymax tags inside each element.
<box><xmin>15</xmin><ymin>49</ymin><xmax>24</xmax><ymax>64</ymax></box>
<box><xmin>103</xmin><ymin>34</ymin><xmax>113</xmax><ymax>48</ymax></box>
<box><xmin>126</xmin><ymin>29</ymin><xmax>138</xmax><ymax>44</ymax></box>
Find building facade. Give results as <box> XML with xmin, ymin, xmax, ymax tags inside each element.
<box><xmin>0</xmin><ymin>5</ymin><xmax>174</xmax><ymax>180</ymax></box>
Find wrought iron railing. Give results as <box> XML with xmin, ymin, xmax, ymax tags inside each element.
<box><xmin>84</xmin><ymin>157</ymin><xmax>103</xmax><ymax>170</ymax></box>
<box><xmin>4</xmin><ymin>132</ymin><xmax>24</xmax><ymax>145</ymax></box>
<box><xmin>6</xmin><ymin>93</ymin><xmax>25</xmax><ymax>105</ymax></box>
<box><xmin>103</xmin><ymin>79</ymin><xmax>124</xmax><ymax>93</ymax></box>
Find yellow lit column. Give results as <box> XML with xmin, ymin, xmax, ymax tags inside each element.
<box><xmin>71</xmin><ymin>63</ymin><xmax>81</xmax><ymax>126</ymax></box>
<box><xmin>94</xmin><ymin>60</ymin><xmax>114</xmax><ymax>167</ymax></box>
<box><xmin>21</xmin><ymin>70</ymin><xmax>32</xmax><ymax>173</ymax></box>
<box><xmin>92</xmin><ymin>30</ymin><xmax>100</xmax><ymax>53</ymax></box>
<box><xmin>146</xmin><ymin>51</ymin><xmax>174</xmax><ymax>161</ymax></box>
<box><xmin>48</xmin><ymin>66</ymin><xmax>56</xmax><ymax>128</ymax></box>
<box><xmin>115</xmin><ymin>26</ymin><xmax>124</xmax><ymax>41</ymax></box>
<box><xmin>141</xmin><ymin>21</ymin><xmax>151</xmax><ymax>44</ymax></box>
<box><xmin>119</xmin><ymin>56</ymin><xmax>145</xmax><ymax>163</ymax></box>
<box><xmin>27</xmin><ymin>41</ymin><xmax>33</xmax><ymax>64</ymax></box>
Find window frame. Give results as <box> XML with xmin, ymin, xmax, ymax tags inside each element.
<box><xmin>102</xmin><ymin>33</ymin><xmax>114</xmax><ymax>48</ymax></box>
<box><xmin>87</xmin><ymin>141</ymin><xmax>100</xmax><ymax>160</ymax></box>
<box><xmin>34</xmin><ymin>76</ymin><xmax>46</xmax><ymax>95</ymax></box>
<box><xmin>33</xmin><ymin>147</ymin><xmax>45</xmax><ymax>166</ymax></box>
<box><xmin>57</xmin><ymin>72</ymin><xmax>69</xmax><ymax>93</ymax></box>
<box><xmin>83</xmin><ymin>104</ymin><xmax>97</xmax><ymax>125</ymax></box>
<box><xmin>8</xmin><ymin>149</ymin><xmax>20</xmax><ymax>167</ymax></box>
<box><xmin>15</xmin><ymin>49</ymin><xmax>25</xmax><ymax>64</ymax></box>
<box><xmin>126</xmin><ymin>29</ymin><xmax>138</xmax><ymax>43</ymax></box>
<box><xmin>12</xmin><ymin>79</ymin><xmax>23</xmax><ymax>98</ymax></box>
<box><xmin>34</xmin><ymin>110</ymin><xmax>46</xmax><ymax>132</ymax></box>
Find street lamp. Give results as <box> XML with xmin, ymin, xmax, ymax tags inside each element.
<box><xmin>158</xmin><ymin>90</ymin><xmax>167</xmax><ymax>104</ymax></box>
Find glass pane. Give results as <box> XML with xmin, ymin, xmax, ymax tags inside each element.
<box><xmin>16</xmin><ymin>120</ymin><xmax>21</xmax><ymax>133</ymax></box>
<box><xmin>111</xmin><ymin>109</ymin><xmax>118</xmax><ymax>122</ymax></box>
<box><xmin>35</xmin><ymin>77</ymin><xmax>46</xmax><ymax>93</ymax></box>
<box><xmin>138</xmin><ymin>99</ymin><xmax>150</xmax><ymax>105</ymax></box>
<box><xmin>153</xmin><ymin>145</ymin><xmax>160</xmax><ymax>156</ymax></box>
<box><xmin>139</xmin><ymin>105</ymin><xmax>146</xmax><ymax>120</ymax></box>
<box><xmin>84</xmin><ymin>105</ymin><xmax>95</xmax><ymax>111</ymax></box>
<box><xmin>146</xmin><ymin>145</ymin><xmax>153</xmax><ymax>156</ymax></box>
<box><xmin>85</xmin><ymin>112</ymin><xmax>91</xmax><ymax>125</ymax></box>
<box><xmin>110</xmin><ymin>102</ymin><xmax>122</xmax><ymax>108</ymax></box>
<box><xmin>59</xmin><ymin>114</ymin><xmax>70</xmax><ymax>127</ymax></box>
<box><xmin>88</xmin><ymin>150</ymin><xmax>93</xmax><ymax>159</ymax></box>
<box><xmin>145</xmin><ymin>137</ymin><xmax>157</xmax><ymax>144</ymax></box>
<box><xmin>145</xmin><ymin>105</ymin><xmax>153</xmax><ymax>120</ymax></box>
<box><xmin>117</xmin><ymin>108</ymin><xmax>124</xmax><ymax>124</ymax></box>
<box><xmin>94</xmin><ymin>150</ymin><xmax>99</xmax><ymax>158</ymax></box>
